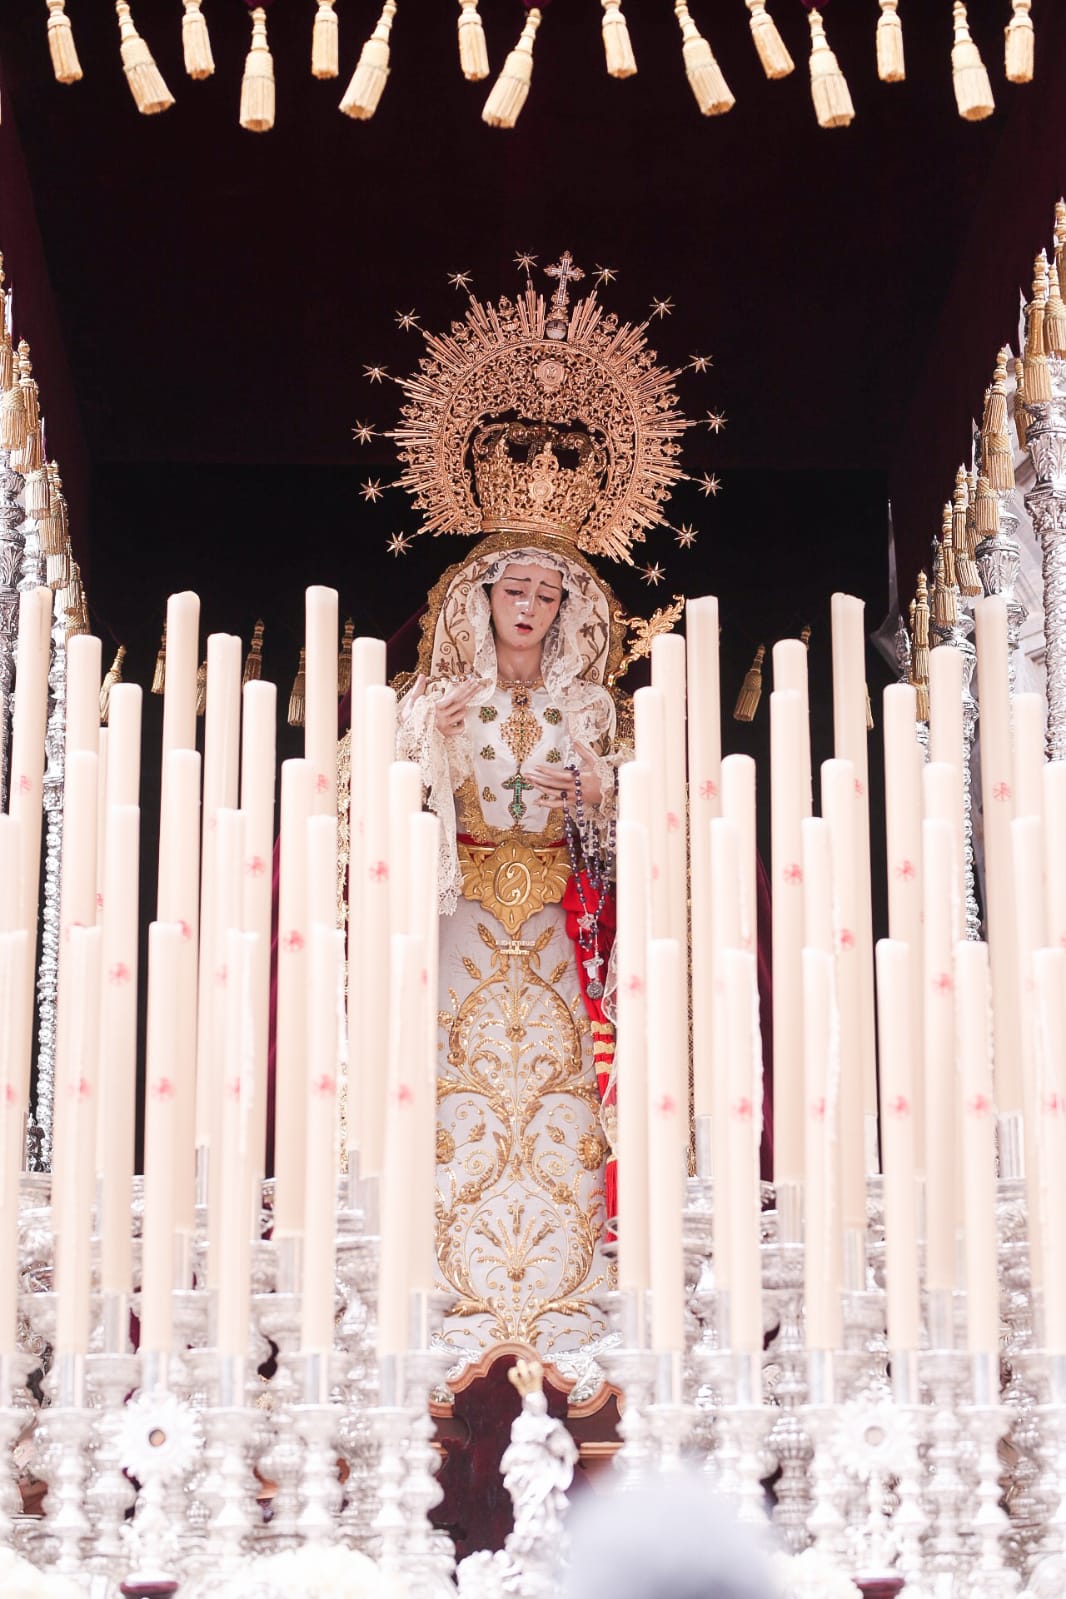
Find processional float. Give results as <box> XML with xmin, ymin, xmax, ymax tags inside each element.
<box><xmin>3</xmin><ymin>233</ymin><xmax>1066</xmax><ymax>1598</ymax></box>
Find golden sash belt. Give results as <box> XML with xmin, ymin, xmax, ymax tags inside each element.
<box><xmin>456</xmin><ymin>835</ymin><xmax>571</xmax><ymax>936</ymax></box>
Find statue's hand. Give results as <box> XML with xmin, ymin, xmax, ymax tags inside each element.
<box><xmin>527</xmin><ymin>742</ymin><xmax>604</xmax><ymax>808</ymax></box>
<box><xmin>429</xmin><ymin>675</ymin><xmax>480</xmax><ymax>739</ymax></box>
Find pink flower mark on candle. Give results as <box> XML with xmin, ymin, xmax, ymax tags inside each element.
<box><xmin>887</xmin><ymin>1094</ymin><xmax>910</xmax><ymax>1119</ymax></box>
<box><xmin>931</xmin><ymin>971</ymin><xmax>953</xmax><ymax>997</ymax></box>
<box><xmin>16</xmin><ymin>774</ymin><xmax>31</xmax><ymax>796</ymax></box>
<box><xmin>420</xmin><ymin>968</ymin><xmax>428</xmax><ymax>987</ymax></box>
<box><xmin>968</xmin><ymin>1093</ymin><xmax>992</xmax><ymax>1119</ymax></box>
<box><xmin>151</xmin><ymin>1077</ymin><xmax>175</xmax><ymax>1100</ymax></box>
<box><xmin>732</xmin><ymin>1097</ymin><xmax>753</xmax><ymax>1121</ymax></box>
<box><xmin>96</xmin><ymin>891</ymin><xmax>104</xmax><ymax>911</ymax></box>
<box><xmin>667</xmin><ymin>810</ymin><xmax>680</xmax><ymax>833</ymax></box>
<box><xmin>179</xmin><ymin>919</ymin><xmax>192</xmax><ymax>942</ymax></box>
<box><xmin>656</xmin><ymin>1093</ymin><xmax>677</xmax><ymax>1117</ymax></box>
<box><xmin>854</xmin><ymin>778</ymin><xmax>864</xmax><ymax>798</ymax></box>
<box><xmin>368</xmin><ymin>860</ymin><xmax>389</xmax><ymax>883</ymax></box>
<box><xmin>651</xmin><ymin>863</ymin><xmax>661</xmax><ymax>882</ymax></box>
<box><xmin>208</xmin><ymin>815</ymin><xmax>217</xmax><ymax>832</ymax></box>
<box><xmin>1024</xmin><ymin>974</ymin><xmax>1036</xmax><ymax>995</ymax></box>
<box><xmin>782</xmin><ymin>862</ymin><xmax>803</xmax><ymax>886</ymax></box>
<box><xmin>895</xmin><ymin>858</ymin><xmax>916</xmax><ymax>882</ymax></box>
<box><xmin>215</xmin><ymin>964</ymin><xmax>228</xmax><ymax>988</ymax></box>
<box><xmin>699</xmin><ymin>779</ymin><xmax>718</xmax><ymax>802</ymax></box>
<box><xmin>313</xmin><ymin>1073</ymin><xmax>336</xmax><ymax>1098</ymax></box>
<box><xmin>315</xmin><ymin>773</ymin><xmax>329</xmax><ymax>795</ymax></box>
<box><xmin>1045</xmin><ymin>1092</ymin><xmax>1066</xmax><ymax>1117</ymax></box>
<box><xmin>283</xmin><ymin>929</ymin><xmax>305</xmax><ymax>954</ymax></box>
<box><xmin>108</xmin><ymin>962</ymin><xmax>131</xmax><ymax>987</ymax></box>
<box><xmin>3</xmin><ymin>1083</ymin><xmax>16</xmax><ymax>1105</ymax></box>
<box><xmin>64</xmin><ymin>920</ymin><xmax>86</xmax><ymax>942</ymax></box>
<box><xmin>396</xmin><ymin>1083</ymin><xmax>414</xmax><ymax>1106</ymax></box>
<box><xmin>227</xmin><ymin>1077</ymin><xmax>242</xmax><ymax>1101</ymax></box>
<box><xmin>992</xmin><ymin>781</ymin><xmax>1012</xmax><ymax>803</ymax></box>
<box><xmin>810</xmin><ymin>1096</ymin><xmax>827</xmax><ymax>1122</ymax></box>
<box><xmin>837</xmin><ymin>927</ymin><xmax>855</xmax><ymax>952</ymax></box>
<box><xmin>624</xmin><ymin>973</ymin><xmax>644</xmax><ymax>997</ymax></box>
<box><xmin>245</xmin><ymin>855</ymin><xmax>266</xmax><ymax>878</ymax></box>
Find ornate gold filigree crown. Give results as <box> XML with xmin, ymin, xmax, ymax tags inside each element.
<box><xmin>391</xmin><ymin>253</ymin><xmax>691</xmax><ymax>565</ymax></box>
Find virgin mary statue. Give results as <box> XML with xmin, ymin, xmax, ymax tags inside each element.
<box><xmin>378</xmin><ymin>254</ymin><xmax>690</xmax><ymax>1379</ymax></box>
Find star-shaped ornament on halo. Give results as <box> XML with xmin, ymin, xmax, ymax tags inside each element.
<box><xmin>687</xmin><ymin>352</ymin><xmax>713</xmax><ymax>373</ymax></box>
<box><xmin>650</xmin><ymin>296</ymin><xmax>675</xmax><ymax>320</ymax></box>
<box><xmin>705</xmin><ymin>410</ymin><xmax>728</xmax><ymax>433</ymax></box>
<box><xmin>352</xmin><ymin>421</ymin><xmax>376</xmax><ymax>445</ymax></box>
<box><xmin>697</xmin><ymin>472</ymin><xmax>722</xmax><ymax>498</ymax></box>
<box><xmin>641</xmin><ymin>562</ymin><xmax>666</xmax><ymax>587</ymax></box>
<box><xmin>514</xmin><ymin>251</ymin><xmax>538</xmax><ymax>274</ymax></box>
<box><xmin>360</xmin><ymin>478</ymin><xmax>384</xmax><ymax>503</ymax></box>
<box><xmin>447</xmin><ymin>271</ymin><xmax>472</xmax><ymax>292</ymax></box>
<box><xmin>363</xmin><ymin>364</ymin><xmax>389</xmax><ymax>384</ymax></box>
<box><xmin>675</xmin><ymin>523</ymin><xmax>698</xmax><ymax>549</ymax></box>
<box><xmin>395</xmin><ymin>309</ymin><xmax>421</xmax><ymax>332</ymax></box>
<box><xmin>387</xmin><ymin>532</ymin><xmax>413</xmax><ymax>557</ymax></box>
<box><xmin>594</xmin><ymin>265</ymin><xmax>618</xmax><ymax>285</ymax></box>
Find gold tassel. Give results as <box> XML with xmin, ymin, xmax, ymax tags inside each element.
<box><xmin>457</xmin><ymin>0</ymin><xmax>490</xmax><ymax>81</ymax></box>
<box><xmin>243</xmin><ymin>618</ymin><xmax>264</xmax><ymax>683</ymax></box>
<box><xmin>1014</xmin><ymin>356</ymin><xmax>1028</xmax><ymax>449</ymax></box>
<box><xmin>195</xmin><ymin>659</ymin><xmax>207</xmax><ymax>717</ymax></box>
<box><xmin>951</xmin><ymin>2</ymin><xmax>993</xmax><ymax>121</ymax></box>
<box><xmin>981</xmin><ymin>347</ymin><xmax>1015</xmax><ymax>489</ymax></box>
<box><xmin>807</xmin><ymin>8</ymin><xmax>853</xmax><ymax>129</ymax></box>
<box><xmin>0</xmin><ymin>375</ymin><xmax>27</xmax><ymax>452</ymax></box>
<box><xmin>1024</xmin><ymin>251</ymin><xmax>1052</xmax><ymax>405</ymax></box>
<box><xmin>288</xmin><ymin>648</ymin><xmax>307</xmax><ymax>728</ymax></box>
<box><xmin>37</xmin><ymin>465</ymin><xmax>63</xmax><ymax>555</ymax></box>
<box><xmin>46</xmin><ymin>0</ymin><xmax>83</xmax><ymax>84</ymax></box>
<box><xmin>312</xmin><ymin>0</ymin><xmax>339</xmax><ymax>79</ymax></box>
<box><xmin>0</xmin><ymin>270</ymin><xmax>11</xmax><ymax>396</ymax></box>
<box><xmin>975</xmin><ymin>474</ymin><xmax>1000</xmax><ymax>543</ymax></box>
<box><xmin>182</xmin><ymin>0</ymin><xmax>215</xmax><ymax>80</ymax></box>
<box><xmin>15</xmin><ymin>342</ymin><xmax>39</xmax><ymax>435</ymax></box>
<box><xmin>1005</xmin><ymin>0</ymin><xmax>1033</xmax><ymax>85</ymax></box>
<box><xmin>865</xmin><ymin>684</ymin><xmax>874</xmax><ymax>732</ymax></box>
<box><xmin>24</xmin><ymin>465</ymin><xmax>51</xmax><ymax>519</ymax></box>
<box><xmin>601</xmin><ymin>0</ymin><xmax>637</xmax><ymax>79</ymax></box>
<box><xmin>64</xmin><ymin>562</ymin><xmax>89</xmax><ymax>635</ymax></box>
<box><xmin>115</xmin><ymin>1</ymin><xmax>175</xmax><ymax>115</ymax></box>
<box><xmin>932</xmin><ymin>506</ymin><xmax>958</xmax><ymax>633</ymax></box>
<box><xmin>800</xmin><ymin>624</ymin><xmax>811</xmax><ymax>648</ymax></box>
<box><xmin>482</xmin><ymin>7</ymin><xmax>541</xmax><ymax>129</ymax></box>
<box><xmin>99</xmin><ymin>645</ymin><xmax>126</xmax><ymax>724</ymax></box>
<box><xmin>674</xmin><ymin>2</ymin><xmax>734</xmax><ymax>118</ymax></box>
<box><xmin>340</xmin><ymin>0</ymin><xmax>397</xmax><ymax>121</ymax></box>
<box><xmin>733</xmin><ymin>644</ymin><xmax>765</xmax><ymax>722</ymax></box>
<box><xmin>745</xmin><ymin>0</ymin><xmax>793</xmax><ymax>81</ymax></box>
<box><xmin>47</xmin><ymin>549</ymin><xmax>70</xmax><ymax>594</ymax></box>
<box><xmin>338</xmin><ymin>617</ymin><xmax>354</xmax><ymax>696</ymax></box>
<box><xmin>1056</xmin><ymin>198</ymin><xmax>1066</xmax><ymax>283</ymax></box>
<box><xmin>910</xmin><ymin>575</ymin><xmax>930</xmax><ymax>721</ymax></box>
<box><xmin>240</xmin><ymin>7</ymin><xmax>275</xmax><ymax>133</ymax></box>
<box><xmin>876</xmin><ymin>0</ymin><xmax>905</xmax><ymax>84</ymax></box>
<box><xmin>953</xmin><ymin>466</ymin><xmax>981</xmax><ymax>596</ymax></box>
<box><xmin>1046</xmin><ymin>260</ymin><xmax>1066</xmax><ymax>357</ymax></box>
<box><xmin>151</xmin><ymin>622</ymin><xmax>166</xmax><ymax>695</ymax></box>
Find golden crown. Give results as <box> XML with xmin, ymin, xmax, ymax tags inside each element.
<box><xmin>391</xmin><ymin>253</ymin><xmax>691</xmax><ymax>565</ymax></box>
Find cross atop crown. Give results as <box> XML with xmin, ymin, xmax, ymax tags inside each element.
<box><xmin>544</xmin><ymin>251</ymin><xmax>585</xmax><ymax>339</ymax></box>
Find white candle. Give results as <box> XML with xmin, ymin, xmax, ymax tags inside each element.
<box><xmin>378</xmin><ymin>931</ymin><xmax>426</xmax><ymax>1357</ymax></box>
<box><xmin>974</xmin><ymin>598</ymin><xmax>1023</xmax><ymax>1114</ymax></box>
<box><xmin>194</xmin><ymin>634</ymin><xmax>241</xmax><ymax>1150</ymax></box>
<box><xmin>140</xmin><ymin>921</ymin><xmax>183</xmax><ymax>1359</ymax></box>
<box><xmin>95</xmin><ymin>729</ymin><xmax>109</xmax><ymax>923</ymax></box>
<box><xmin>615</xmin><ymin>817</ymin><xmax>651</xmax><ymax>1303</ymax></box>
<box><xmin>307</xmin><ymin>815</ymin><xmax>338</xmax><ymax>937</ymax></box>
<box><xmin>1012</xmin><ymin>813</ymin><xmax>1048</xmax><ymax>1292</ymax></box>
<box><xmin>105</xmin><ymin>682</ymin><xmax>142</xmax><ymax>809</ymax></box>
<box><xmin>803</xmin><ymin>948</ymin><xmax>841</xmax><ymax>1350</ymax></box>
<box><xmin>65</xmin><ymin>633</ymin><xmax>101</xmax><ymax>758</ymax></box>
<box><xmin>301</xmin><ymin>924</ymin><xmax>343</xmax><ymax>1355</ymax></box>
<box><xmin>275</xmin><ymin>761</ymin><xmax>314</xmax><ymax>1237</ymax></box>
<box><xmin>305</xmin><ymin>586</ymin><xmax>339</xmax><ymax>819</ymax></box>
<box><xmin>772</xmin><ymin>638</ymin><xmax>813</xmax><ymax>817</ymax></box>
<box><xmin>0</xmin><ymin>931</ymin><xmax>29</xmax><ymax>1355</ymax></box>
<box><xmin>98</xmin><ymin>804</ymin><xmax>140</xmax><ymax>1300</ymax></box>
<box><xmin>723</xmin><ymin>948</ymin><xmax>763</xmax><ymax>1361</ymax></box>
<box><xmin>353</xmin><ymin>683</ymin><xmax>396</xmax><ymax>1176</ymax></box>
<box><xmin>157</xmin><ymin>748</ymin><xmax>201</xmax><ymax>1242</ymax></box>
<box><xmin>240</xmin><ymin>680</ymin><xmax>276</xmax><ymax>1200</ymax></box>
<box><xmin>161</xmin><ymin>591</ymin><xmax>200</xmax><ymax>760</ymax></box>
<box><xmin>801</xmin><ymin>817</ymin><xmax>834</xmax><ymax>956</ymax></box>
<box><xmin>646</xmin><ymin>938</ymin><xmax>685</xmax><ymax>1354</ymax></box>
<box><xmin>0</xmin><ymin>824</ymin><xmax>29</xmax><ymax>1130</ymax></box>
<box><xmin>921</xmin><ymin>816</ymin><xmax>957</xmax><ymax>1291</ymax></box>
<box><xmin>1034</xmin><ymin>948</ymin><xmax>1066</xmax><ymax>1353</ymax></box>
<box><xmin>956</xmin><ymin>941</ymin><xmax>999</xmax><ymax>1359</ymax></box>
<box><xmin>928</xmin><ymin>647</ymin><xmax>965</xmax><ymax>943</ymax></box>
<box><xmin>52</xmin><ymin>749</ymin><xmax>98</xmax><ymax>1186</ymax></box>
<box><xmin>205</xmin><ymin>809</ymin><xmax>245</xmax><ymax>1293</ymax></box>
<box><xmin>770</xmin><ymin>689</ymin><xmax>805</xmax><ymax>1184</ymax></box>
<box><xmin>8</xmin><ymin>587</ymin><xmax>52</xmax><ymax>947</ymax></box>
<box><xmin>1046</xmin><ymin>763</ymin><xmax>1066</xmax><ymax>948</ymax></box>
<box><xmin>875</xmin><ymin>938</ymin><xmax>920</xmax><ymax>1353</ymax></box>
<box><xmin>406</xmin><ymin>812</ymin><xmax>440</xmax><ymax>1297</ymax></box>
<box><xmin>830</xmin><ymin>594</ymin><xmax>878</xmax><ymax>1137</ymax></box>
<box><xmin>634</xmin><ymin>686</ymin><xmax>669</xmax><ymax>937</ymax></box>
<box><xmin>217</xmin><ymin>928</ymin><xmax>257</xmax><ymax>1360</ymax></box>
<box><xmin>722</xmin><ymin>754</ymin><xmax>756</xmax><ymax>955</ymax></box>
<box><xmin>1013</xmin><ymin>692</ymin><xmax>1046</xmax><ymax>821</ymax></box>
<box><xmin>821</xmin><ymin>759</ymin><xmax>866</xmax><ymax>1234</ymax></box>
<box><xmin>346</xmin><ymin>639</ymin><xmax>389</xmax><ymax>1058</ymax></box>
<box><xmin>651</xmin><ymin>633</ymin><xmax>688</xmax><ymax>953</ymax></box>
<box><xmin>882</xmin><ymin>683</ymin><xmax>924</xmax><ymax>1101</ymax></box>
<box><xmin>0</xmin><ymin>818</ymin><xmax>17</xmax><ymax>931</ymax></box>
<box><xmin>54</xmin><ymin>925</ymin><xmax>101</xmax><ymax>1357</ymax></box>
<box><xmin>687</xmin><ymin>597</ymin><xmax>722</xmax><ymax>1142</ymax></box>
<box><xmin>710</xmin><ymin>816</ymin><xmax>741</xmax><ymax>1289</ymax></box>
<box><xmin>388</xmin><ymin>761</ymin><xmax>423</xmax><ymax>936</ymax></box>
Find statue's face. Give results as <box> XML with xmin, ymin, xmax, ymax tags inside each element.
<box><xmin>489</xmin><ymin>562</ymin><xmax>563</xmax><ymax>654</ymax></box>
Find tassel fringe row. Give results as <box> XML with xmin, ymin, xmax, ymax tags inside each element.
<box><xmin>745</xmin><ymin>0</ymin><xmax>793</xmax><ymax>81</ymax></box>
<box><xmin>458</xmin><ymin>1</ymin><xmax>490</xmax><ymax>81</ymax></box>
<box><xmin>240</xmin><ymin>7</ymin><xmax>276</xmax><ymax>133</ymax></box>
<box><xmin>807</xmin><ymin>9</ymin><xmax>854</xmax><ymax>129</ymax></box>
<box><xmin>46</xmin><ymin>0</ymin><xmax>83</xmax><ymax>85</ymax></box>
<box><xmin>115</xmin><ymin>1</ymin><xmax>175</xmax><ymax>116</ymax></box>
<box><xmin>483</xmin><ymin>8</ymin><xmax>542</xmax><ymax>128</ymax></box>
<box><xmin>602</xmin><ymin>1</ymin><xmax>637</xmax><ymax>79</ymax></box>
<box><xmin>876</xmin><ymin>0</ymin><xmax>905</xmax><ymax>84</ymax></box>
<box><xmin>340</xmin><ymin>0</ymin><xmax>397</xmax><ymax>121</ymax></box>
<box><xmin>312</xmin><ymin>0</ymin><xmax>339</xmax><ymax>80</ymax></box>
<box><xmin>182</xmin><ymin>0</ymin><xmax>215</xmax><ymax>80</ymax></box>
<box><xmin>674</xmin><ymin>3</ymin><xmax>734</xmax><ymax>118</ymax></box>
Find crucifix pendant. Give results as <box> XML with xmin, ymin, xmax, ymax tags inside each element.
<box><xmin>583</xmin><ymin>954</ymin><xmax>604</xmax><ymax>999</ymax></box>
<box><xmin>502</xmin><ymin>771</ymin><xmax>536</xmax><ymax>824</ymax></box>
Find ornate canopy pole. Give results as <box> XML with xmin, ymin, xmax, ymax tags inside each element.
<box><xmin>1021</xmin><ymin>249</ymin><xmax>1066</xmax><ymax>756</ymax></box>
<box><xmin>976</xmin><ymin>352</ymin><xmax>1027</xmax><ymax>693</ymax></box>
<box><xmin>0</xmin><ymin>268</ymin><xmax>25</xmax><ymax>811</ymax></box>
